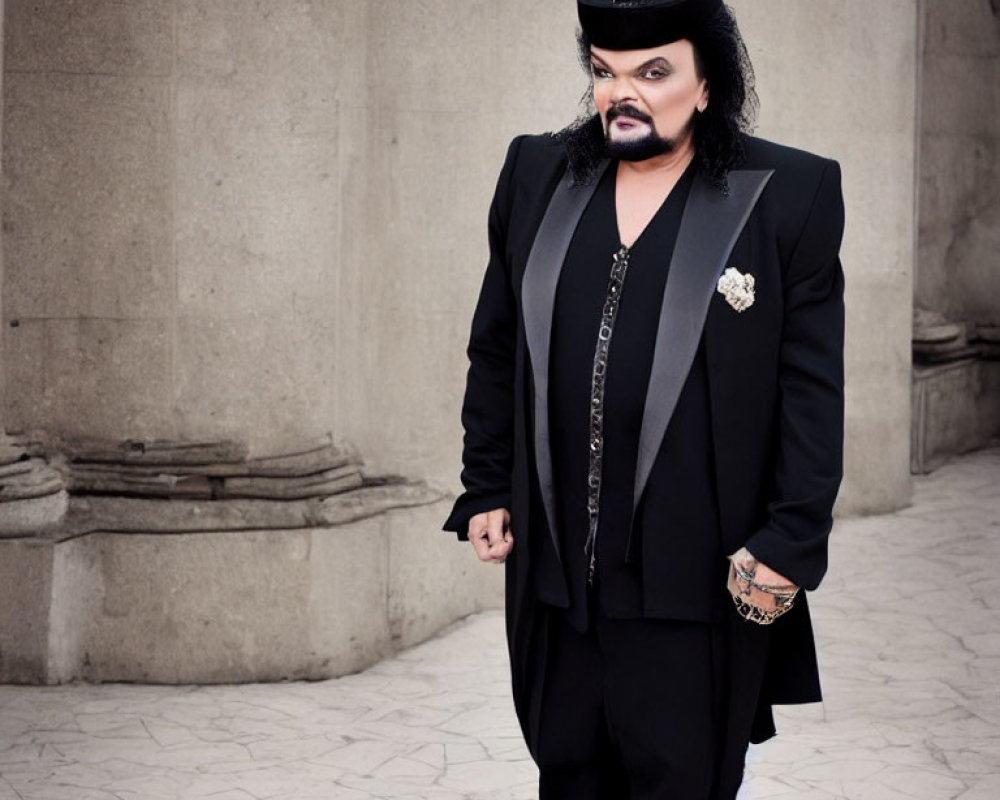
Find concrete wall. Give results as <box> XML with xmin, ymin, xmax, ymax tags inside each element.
<box><xmin>2</xmin><ymin>1</ymin><xmax>918</xmax><ymax>514</ymax></box>
<box><xmin>0</xmin><ymin>538</ymin><xmax>50</xmax><ymax>682</ymax></box>
<box><xmin>0</xmin><ymin>1</ymin><xmax>927</xmax><ymax>684</ymax></box>
<box><xmin>912</xmin><ymin>359</ymin><xmax>1000</xmax><ymax>473</ymax></box>
<box><xmin>3</xmin><ymin>1</ymin><xmax>342</xmax><ymax>454</ymax></box>
<box><xmin>0</xmin><ymin>0</ymin><xmax>581</xmax><ymax>469</ymax></box>
<box><xmin>0</xmin><ymin>498</ymin><xmax>506</xmax><ymax>684</ymax></box>
<box><xmin>334</xmin><ymin>1</ymin><xmax>583</xmax><ymax>481</ymax></box>
<box><xmin>917</xmin><ymin>0</ymin><xmax>1000</xmax><ymax>324</ymax></box>
<box><xmin>353</xmin><ymin>0</ymin><xmax>922</xmax><ymax>515</ymax></box>
<box><xmin>1</xmin><ymin>0</ymin><xmax>515</xmax><ymax>684</ymax></box>
<box><xmin>0</xmin><ymin>0</ymin><xmax>4</xmax><ymax>427</ymax></box>
<box><xmin>732</xmin><ymin>0</ymin><xmax>919</xmax><ymax>512</ymax></box>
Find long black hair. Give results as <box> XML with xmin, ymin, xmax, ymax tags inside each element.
<box><xmin>554</xmin><ymin>3</ymin><xmax>758</xmax><ymax>191</ymax></box>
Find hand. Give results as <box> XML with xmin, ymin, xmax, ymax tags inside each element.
<box><xmin>468</xmin><ymin>508</ymin><xmax>513</xmax><ymax>564</ymax></box>
<box><xmin>747</xmin><ymin>559</ymin><xmax>795</xmax><ymax>590</ymax></box>
<box><xmin>726</xmin><ymin>547</ymin><xmax>799</xmax><ymax>624</ymax></box>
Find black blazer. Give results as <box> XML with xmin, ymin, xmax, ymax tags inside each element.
<box><xmin>445</xmin><ymin>132</ymin><xmax>845</xmax><ymax>753</ymax></box>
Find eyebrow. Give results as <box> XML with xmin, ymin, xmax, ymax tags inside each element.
<box><xmin>589</xmin><ymin>54</ymin><xmax>672</xmax><ymax>73</ymax></box>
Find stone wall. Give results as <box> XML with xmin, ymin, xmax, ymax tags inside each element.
<box><xmin>3</xmin><ymin>1</ymin><xmax>343</xmax><ymax>454</ymax></box>
<box><xmin>917</xmin><ymin>0</ymin><xmax>1000</xmax><ymax>322</ymax></box>
<box><xmin>0</xmin><ymin>499</ymin><xmax>508</xmax><ymax>684</ymax></box>
<box><xmin>912</xmin><ymin>359</ymin><xmax>1000</xmax><ymax>473</ymax></box>
<box><xmin>3</xmin><ymin>0</ymin><xmax>919</xmax><ymax>513</ymax></box>
<box><xmin>733</xmin><ymin>0</ymin><xmax>919</xmax><ymax>512</ymax></box>
<box><xmin>351</xmin><ymin>0</ymin><xmax>922</xmax><ymax>515</ymax></box>
<box><xmin>912</xmin><ymin>0</ymin><xmax>1000</xmax><ymax>467</ymax></box>
<box><xmin>0</xmin><ymin>1</ymin><xmax>927</xmax><ymax>682</ymax></box>
<box><xmin>333</xmin><ymin>1</ymin><xmax>583</xmax><ymax>483</ymax></box>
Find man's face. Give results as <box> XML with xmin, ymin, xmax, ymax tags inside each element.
<box><xmin>590</xmin><ymin>40</ymin><xmax>708</xmax><ymax>161</ymax></box>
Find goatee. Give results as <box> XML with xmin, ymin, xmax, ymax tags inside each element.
<box><xmin>603</xmin><ymin>104</ymin><xmax>694</xmax><ymax>162</ymax></box>
<box><xmin>605</xmin><ymin>134</ymin><xmax>679</xmax><ymax>162</ymax></box>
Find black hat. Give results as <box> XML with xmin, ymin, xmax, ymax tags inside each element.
<box><xmin>578</xmin><ymin>0</ymin><xmax>723</xmax><ymax>50</ymax></box>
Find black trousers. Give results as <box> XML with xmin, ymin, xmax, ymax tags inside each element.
<box><xmin>535</xmin><ymin>603</ymin><xmax>733</xmax><ymax>800</ymax></box>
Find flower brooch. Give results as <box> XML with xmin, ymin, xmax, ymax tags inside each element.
<box><xmin>717</xmin><ymin>267</ymin><xmax>755</xmax><ymax>313</ymax></box>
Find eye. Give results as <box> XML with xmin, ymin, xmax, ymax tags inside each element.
<box><xmin>641</xmin><ymin>68</ymin><xmax>668</xmax><ymax>80</ymax></box>
<box><xmin>590</xmin><ymin>64</ymin><xmax>612</xmax><ymax>79</ymax></box>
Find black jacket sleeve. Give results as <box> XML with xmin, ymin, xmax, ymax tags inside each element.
<box><xmin>443</xmin><ymin>137</ymin><xmax>525</xmax><ymax>539</ymax></box>
<box><xmin>745</xmin><ymin>159</ymin><xmax>846</xmax><ymax>590</ymax></box>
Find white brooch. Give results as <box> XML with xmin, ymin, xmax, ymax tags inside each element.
<box><xmin>717</xmin><ymin>267</ymin><xmax>755</xmax><ymax>313</ymax></box>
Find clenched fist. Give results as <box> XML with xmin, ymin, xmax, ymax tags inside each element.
<box><xmin>468</xmin><ymin>508</ymin><xmax>513</xmax><ymax>564</ymax></box>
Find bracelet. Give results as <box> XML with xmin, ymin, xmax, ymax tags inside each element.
<box><xmin>729</xmin><ymin>590</ymin><xmax>795</xmax><ymax>625</ymax></box>
<box><xmin>726</xmin><ymin>552</ymin><xmax>799</xmax><ymax>625</ymax></box>
<box><xmin>729</xmin><ymin>560</ymin><xmax>799</xmax><ymax>597</ymax></box>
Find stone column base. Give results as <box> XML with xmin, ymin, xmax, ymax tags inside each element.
<box><xmin>0</xmin><ymin>498</ymin><xmax>502</xmax><ymax>684</ymax></box>
<box><xmin>911</xmin><ymin>358</ymin><xmax>1000</xmax><ymax>474</ymax></box>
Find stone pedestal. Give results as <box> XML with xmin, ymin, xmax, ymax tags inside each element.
<box><xmin>0</xmin><ymin>498</ymin><xmax>502</xmax><ymax>685</ymax></box>
<box><xmin>911</xmin><ymin>358</ymin><xmax>1000</xmax><ymax>474</ymax></box>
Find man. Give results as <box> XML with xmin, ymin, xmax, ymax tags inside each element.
<box><xmin>444</xmin><ymin>1</ymin><xmax>845</xmax><ymax>797</ymax></box>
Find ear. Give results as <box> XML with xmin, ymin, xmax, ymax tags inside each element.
<box><xmin>697</xmin><ymin>81</ymin><xmax>710</xmax><ymax>113</ymax></box>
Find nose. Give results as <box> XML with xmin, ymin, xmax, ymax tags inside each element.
<box><xmin>608</xmin><ymin>74</ymin><xmax>638</xmax><ymax>106</ymax></box>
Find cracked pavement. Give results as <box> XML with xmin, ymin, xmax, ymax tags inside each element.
<box><xmin>1</xmin><ymin>449</ymin><xmax>998</xmax><ymax>799</ymax></box>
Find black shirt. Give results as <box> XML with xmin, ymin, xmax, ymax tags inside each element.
<box><xmin>541</xmin><ymin>160</ymin><xmax>720</xmax><ymax>631</ymax></box>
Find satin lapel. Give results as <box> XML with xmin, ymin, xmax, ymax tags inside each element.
<box><xmin>632</xmin><ymin>169</ymin><xmax>775</xmax><ymax>517</ymax></box>
<box><xmin>522</xmin><ymin>162</ymin><xmax>610</xmax><ymax>562</ymax></box>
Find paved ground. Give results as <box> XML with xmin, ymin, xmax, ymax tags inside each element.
<box><xmin>1</xmin><ymin>448</ymin><xmax>998</xmax><ymax>800</ymax></box>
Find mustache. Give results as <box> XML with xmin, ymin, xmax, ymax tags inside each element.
<box><xmin>606</xmin><ymin>104</ymin><xmax>653</xmax><ymax>125</ymax></box>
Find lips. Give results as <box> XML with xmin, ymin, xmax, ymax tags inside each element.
<box><xmin>612</xmin><ymin>118</ymin><xmax>645</xmax><ymax>130</ymax></box>
<box><xmin>609</xmin><ymin>116</ymin><xmax>650</xmax><ymax>138</ymax></box>
<box><xmin>607</xmin><ymin>104</ymin><xmax>653</xmax><ymax>136</ymax></box>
